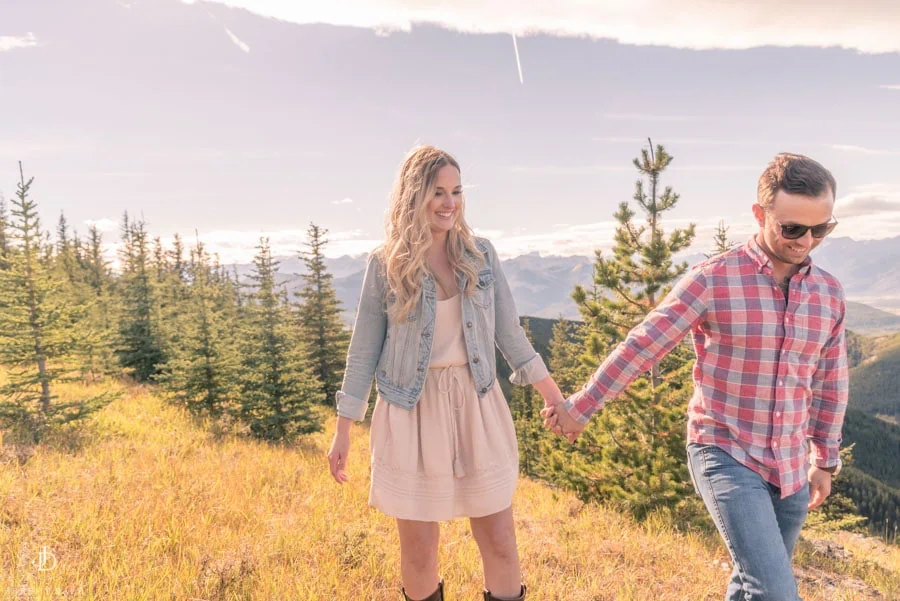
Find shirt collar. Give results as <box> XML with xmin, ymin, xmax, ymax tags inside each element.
<box><xmin>744</xmin><ymin>234</ymin><xmax>813</xmax><ymax>277</ymax></box>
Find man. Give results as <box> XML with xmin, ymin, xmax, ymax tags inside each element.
<box><xmin>542</xmin><ymin>153</ymin><xmax>848</xmax><ymax>601</ymax></box>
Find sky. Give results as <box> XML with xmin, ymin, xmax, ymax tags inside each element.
<box><xmin>1</xmin><ymin>0</ymin><xmax>899</xmax><ymax>262</ymax></box>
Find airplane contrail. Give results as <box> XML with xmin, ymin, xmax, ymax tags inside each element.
<box><xmin>196</xmin><ymin>1</ymin><xmax>251</xmax><ymax>53</ymax></box>
<box><xmin>512</xmin><ymin>34</ymin><xmax>524</xmax><ymax>84</ymax></box>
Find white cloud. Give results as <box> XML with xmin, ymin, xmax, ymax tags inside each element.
<box><xmin>831</xmin><ymin>183</ymin><xmax>900</xmax><ymax>239</ymax></box>
<box><xmin>593</xmin><ymin>136</ymin><xmax>647</xmax><ymax>144</ymax></box>
<box><xmin>173</xmin><ymin>228</ymin><xmax>381</xmax><ymax>263</ymax></box>
<box><xmin>511</xmin><ymin>157</ymin><xmax>758</xmax><ymax>174</ymax></box>
<box><xmin>84</xmin><ymin>218</ymin><xmax>119</xmax><ymax>233</ymax></box>
<box><xmin>504</xmin><ymin>164</ymin><xmax>630</xmax><ymax>174</ymax></box>
<box><xmin>835</xmin><ymin>184</ymin><xmax>900</xmax><ymax>218</ymax></box>
<box><xmin>593</xmin><ymin>137</ymin><xmax>758</xmax><ymax>147</ymax></box>
<box><xmin>602</xmin><ymin>113</ymin><xmax>700</xmax><ymax>122</ymax></box>
<box><xmin>182</xmin><ymin>1</ymin><xmax>900</xmax><ymax>53</ymax></box>
<box><xmin>879</xmin><ymin>84</ymin><xmax>900</xmax><ymax>90</ymax></box>
<box><xmin>669</xmin><ymin>165</ymin><xmax>759</xmax><ymax>172</ymax></box>
<box><xmin>0</xmin><ymin>33</ymin><xmax>38</xmax><ymax>52</ymax></box>
<box><xmin>837</xmin><ymin>196</ymin><xmax>900</xmax><ymax>217</ymax></box>
<box><xmin>829</xmin><ymin>144</ymin><xmax>900</xmax><ymax>156</ymax></box>
<box><xmin>224</xmin><ymin>26</ymin><xmax>250</xmax><ymax>53</ymax></box>
<box><xmin>472</xmin><ymin>228</ymin><xmax>505</xmax><ymax>241</ymax></box>
<box><xmin>332</xmin><ymin>197</ymin><xmax>354</xmax><ymax>205</ymax></box>
<box><xmin>326</xmin><ymin>228</ymin><xmax>366</xmax><ymax>241</ymax></box>
<box><xmin>480</xmin><ymin>217</ymin><xmax>758</xmax><ymax>260</ymax></box>
<box><xmin>0</xmin><ymin>138</ymin><xmax>96</xmax><ymax>161</ymax></box>
<box><xmin>833</xmin><ymin>213</ymin><xmax>900</xmax><ymax>240</ymax></box>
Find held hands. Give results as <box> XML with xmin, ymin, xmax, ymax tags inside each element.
<box><xmin>540</xmin><ymin>400</ymin><xmax>585</xmax><ymax>444</ymax></box>
<box><xmin>533</xmin><ymin>376</ymin><xmax>585</xmax><ymax>444</ymax></box>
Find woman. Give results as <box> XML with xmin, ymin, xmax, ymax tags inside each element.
<box><xmin>327</xmin><ymin>145</ymin><xmax>565</xmax><ymax>601</ymax></box>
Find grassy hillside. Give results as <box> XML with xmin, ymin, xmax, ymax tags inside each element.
<box><xmin>0</xmin><ymin>380</ymin><xmax>897</xmax><ymax>600</ymax></box>
<box><xmin>839</xmin><ymin>410</ymin><xmax>900</xmax><ymax>542</ymax></box>
<box><xmin>843</xmin><ymin>409</ymin><xmax>900</xmax><ymax>490</ymax></box>
<box><xmin>849</xmin><ymin>332</ymin><xmax>900</xmax><ymax>423</ymax></box>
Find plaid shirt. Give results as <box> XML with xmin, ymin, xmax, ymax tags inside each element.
<box><xmin>563</xmin><ymin>235</ymin><xmax>849</xmax><ymax>498</ymax></box>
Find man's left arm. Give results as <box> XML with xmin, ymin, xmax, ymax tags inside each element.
<box><xmin>807</xmin><ymin>295</ymin><xmax>849</xmax><ymax>475</ymax></box>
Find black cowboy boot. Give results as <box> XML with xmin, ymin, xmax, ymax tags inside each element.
<box><xmin>401</xmin><ymin>578</ymin><xmax>444</xmax><ymax>601</ymax></box>
<box><xmin>483</xmin><ymin>583</ymin><xmax>526</xmax><ymax>600</ymax></box>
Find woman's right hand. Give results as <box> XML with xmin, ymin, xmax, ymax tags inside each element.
<box><xmin>327</xmin><ymin>429</ymin><xmax>351</xmax><ymax>484</ymax></box>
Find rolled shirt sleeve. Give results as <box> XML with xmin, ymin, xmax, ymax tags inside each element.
<box><xmin>807</xmin><ymin>294</ymin><xmax>849</xmax><ymax>468</ymax></box>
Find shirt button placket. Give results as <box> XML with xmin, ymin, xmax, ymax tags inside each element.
<box><xmin>773</xmin><ymin>371</ymin><xmax>784</xmax><ymax>455</ymax></box>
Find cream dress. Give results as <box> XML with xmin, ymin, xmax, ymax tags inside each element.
<box><xmin>368</xmin><ymin>294</ymin><xmax>520</xmax><ymax>521</ymax></box>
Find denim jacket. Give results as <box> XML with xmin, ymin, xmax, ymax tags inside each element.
<box><xmin>335</xmin><ymin>237</ymin><xmax>549</xmax><ymax>421</ymax></box>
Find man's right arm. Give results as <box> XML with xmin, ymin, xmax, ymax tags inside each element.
<box><xmin>564</xmin><ymin>267</ymin><xmax>710</xmax><ymax>424</ymax></box>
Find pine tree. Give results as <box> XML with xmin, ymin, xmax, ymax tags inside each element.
<box><xmin>295</xmin><ymin>223</ymin><xmax>350</xmax><ymax>405</ymax></box>
<box><xmin>239</xmin><ymin>238</ymin><xmax>324</xmax><ymax>441</ymax></box>
<box><xmin>706</xmin><ymin>220</ymin><xmax>736</xmax><ymax>258</ymax></box>
<box><xmin>152</xmin><ymin>236</ymin><xmax>167</xmax><ymax>282</ymax></box>
<box><xmin>547</xmin><ymin>317</ymin><xmax>591</xmax><ymax>396</ymax></box>
<box><xmin>56</xmin><ymin>213</ymin><xmax>76</xmax><ymax>280</ymax></box>
<box><xmin>55</xmin><ymin>212</ymin><xmax>69</xmax><ymax>252</ymax></box>
<box><xmin>85</xmin><ymin>225</ymin><xmax>108</xmax><ymax>295</ymax></box>
<box><xmin>151</xmin><ymin>233</ymin><xmax>189</xmax><ymax>382</ymax></box>
<box><xmin>169</xmin><ymin>233</ymin><xmax>186</xmax><ymax>282</ymax></box>
<box><xmin>509</xmin><ymin>319</ymin><xmax>550</xmax><ymax>478</ymax></box>
<box><xmin>0</xmin><ymin>193</ymin><xmax>10</xmax><ymax>260</ymax></box>
<box><xmin>554</xmin><ymin>141</ymin><xmax>700</xmax><ymax>520</ymax></box>
<box><xmin>54</xmin><ymin>213</ymin><xmax>109</xmax><ymax>381</ymax></box>
<box><xmin>0</xmin><ymin>163</ymin><xmax>114</xmax><ymax>443</ymax></box>
<box><xmin>115</xmin><ymin>218</ymin><xmax>165</xmax><ymax>381</ymax></box>
<box><xmin>230</xmin><ymin>265</ymin><xmax>245</xmax><ymax>319</ymax></box>
<box><xmin>78</xmin><ymin>224</ymin><xmax>117</xmax><ymax>381</ymax></box>
<box><xmin>72</xmin><ymin>230</ymin><xmax>85</xmax><ymax>271</ymax></box>
<box><xmin>158</xmin><ymin>239</ymin><xmax>241</xmax><ymax>418</ymax></box>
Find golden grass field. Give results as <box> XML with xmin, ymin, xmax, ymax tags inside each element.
<box><xmin>0</xmin><ymin>380</ymin><xmax>897</xmax><ymax>600</ymax></box>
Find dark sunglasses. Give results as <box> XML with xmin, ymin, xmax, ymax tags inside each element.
<box><xmin>774</xmin><ymin>216</ymin><xmax>838</xmax><ymax>240</ymax></box>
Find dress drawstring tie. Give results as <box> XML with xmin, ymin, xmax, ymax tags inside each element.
<box><xmin>437</xmin><ymin>365</ymin><xmax>467</xmax><ymax>478</ymax></box>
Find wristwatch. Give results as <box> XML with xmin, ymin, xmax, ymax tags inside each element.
<box><xmin>813</xmin><ymin>458</ymin><xmax>842</xmax><ymax>476</ymax></box>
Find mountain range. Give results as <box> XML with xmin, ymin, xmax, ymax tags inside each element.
<box><xmin>234</xmin><ymin>234</ymin><xmax>900</xmax><ymax>332</ymax></box>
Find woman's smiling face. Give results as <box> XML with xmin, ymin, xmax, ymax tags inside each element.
<box><xmin>426</xmin><ymin>164</ymin><xmax>463</xmax><ymax>235</ymax></box>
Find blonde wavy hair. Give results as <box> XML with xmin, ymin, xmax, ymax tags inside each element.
<box><xmin>380</xmin><ymin>145</ymin><xmax>483</xmax><ymax>321</ymax></box>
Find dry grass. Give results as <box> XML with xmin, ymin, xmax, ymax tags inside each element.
<box><xmin>0</xmin><ymin>380</ymin><xmax>897</xmax><ymax>600</ymax></box>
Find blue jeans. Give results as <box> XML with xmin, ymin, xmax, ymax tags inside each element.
<box><xmin>687</xmin><ymin>443</ymin><xmax>809</xmax><ymax>601</ymax></box>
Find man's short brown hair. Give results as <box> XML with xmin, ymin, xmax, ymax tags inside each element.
<box><xmin>757</xmin><ymin>153</ymin><xmax>836</xmax><ymax>209</ymax></box>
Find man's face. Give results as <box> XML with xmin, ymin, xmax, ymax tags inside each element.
<box><xmin>752</xmin><ymin>188</ymin><xmax>835</xmax><ymax>268</ymax></box>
